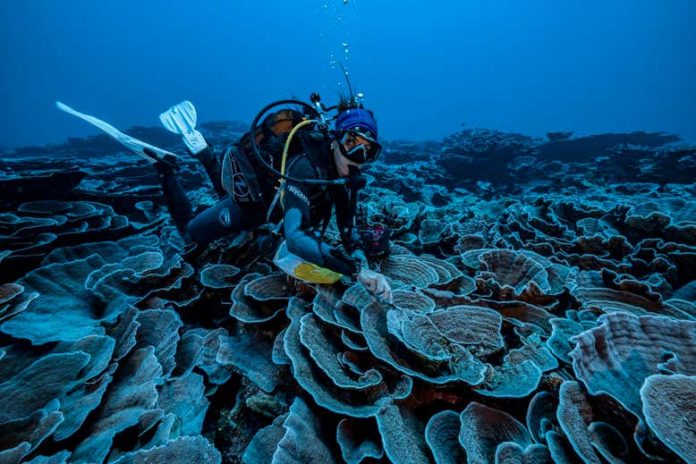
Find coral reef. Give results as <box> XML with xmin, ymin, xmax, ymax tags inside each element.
<box><xmin>0</xmin><ymin>123</ymin><xmax>695</xmax><ymax>463</ymax></box>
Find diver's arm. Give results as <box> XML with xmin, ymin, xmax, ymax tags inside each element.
<box><xmin>333</xmin><ymin>185</ymin><xmax>360</xmax><ymax>251</ymax></box>
<box><xmin>283</xmin><ymin>183</ymin><xmax>358</xmax><ymax>276</ymax></box>
<box><xmin>333</xmin><ymin>185</ymin><xmax>369</xmax><ymax>271</ymax></box>
<box><xmin>195</xmin><ymin>144</ymin><xmax>225</xmax><ymax>197</ymax></box>
<box><xmin>283</xmin><ymin>209</ymin><xmax>357</xmax><ymax>275</ymax></box>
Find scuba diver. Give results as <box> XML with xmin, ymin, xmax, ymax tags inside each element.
<box><xmin>57</xmin><ymin>93</ymin><xmax>393</xmax><ymax>302</ymax></box>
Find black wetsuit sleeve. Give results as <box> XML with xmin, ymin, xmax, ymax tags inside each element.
<box><xmin>334</xmin><ymin>185</ymin><xmax>369</xmax><ymax>272</ymax></box>
<box><xmin>333</xmin><ymin>185</ymin><xmax>361</xmax><ymax>253</ymax></box>
<box><xmin>282</xmin><ymin>158</ymin><xmax>358</xmax><ymax>276</ymax></box>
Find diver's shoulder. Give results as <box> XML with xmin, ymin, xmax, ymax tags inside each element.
<box><xmin>286</xmin><ymin>153</ymin><xmax>318</xmax><ymax>178</ymax></box>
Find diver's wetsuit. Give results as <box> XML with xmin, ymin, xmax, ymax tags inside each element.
<box><xmin>280</xmin><ymin>138</ymin><xmax>363</xmax><ymax>276</ymax></box>
<box><xmin>155</xmin><ymin>135</ymin><xmax>362</xmax><ymax>276</ymax></box>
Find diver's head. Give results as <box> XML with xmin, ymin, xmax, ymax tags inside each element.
<box><xmin>332</xmin><ymin>107</ymin><xmax>382</xmax><ymax>177</ymax></box>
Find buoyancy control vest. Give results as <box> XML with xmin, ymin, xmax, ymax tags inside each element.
<box><xmin>221</xmin><ymin>109</ymin><xmax>307</xmax><ymax>206</ymax></box>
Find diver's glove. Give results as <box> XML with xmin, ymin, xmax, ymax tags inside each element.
<box><xmin>357</xmin><ymin>268</ymin><xmax>393</xmax><ymax>303</ymax></box>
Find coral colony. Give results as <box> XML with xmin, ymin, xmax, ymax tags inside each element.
<box><xmin>0</xmin><ymin>122</ymin><xmax>695</xmax><ymax>463</ymax></box>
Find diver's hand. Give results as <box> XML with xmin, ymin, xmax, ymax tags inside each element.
<box><xmin>350</xmin><ymin>249</ymin><xmax>369</xmax><ymax>269</ymax></box>
<box><xmin>357</xmin><ymin>269</ymin><xmax>393</xmax><ymax>303</ymax></box>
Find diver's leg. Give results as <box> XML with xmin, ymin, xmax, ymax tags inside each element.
<box><xmin>160</xmin><ymin>100</ymin><xmax>224</xmax><ymax>195</ymax></box>
<box><xmin>193</xmin><ymin>144</ymin><xmax>226</xmax><ymax>198</ymax></box>
<box><xmin>185</xmin><ymin>196</ymin><xmax>266</xmax><ymax>246</ymax></box>
<box><xmin>153</xmin><ymin>158</ymin><xmax>195</xmax><ymax>236</ymax></box>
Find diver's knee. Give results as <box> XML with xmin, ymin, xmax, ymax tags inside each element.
<box><xmin>216</xmin><ymin>205</ymin><xmax>234</xmax><ymax>229</ymax></box>
<box><xmin>184</xmin><ymin>202</ymin><xmax>237</xmax><ymax>246</ymax></box>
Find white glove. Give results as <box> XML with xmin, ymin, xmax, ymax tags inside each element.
<box><xmin>357</xmin><ymin>268</ymin><xmax>393</xmax><ymax>303</ymax></box>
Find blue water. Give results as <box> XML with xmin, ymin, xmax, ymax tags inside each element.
<box><xmin>1</xmin><ymin>0</ymin><xmax>695</xmax><ymax>149</ymax></box>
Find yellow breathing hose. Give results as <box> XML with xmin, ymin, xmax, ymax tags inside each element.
<box><xmin>279</xmin><ymin>119</ymin><xmax>317</xmax><ymax>205</ymax></box>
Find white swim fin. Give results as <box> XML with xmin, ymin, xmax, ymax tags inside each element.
<box><xmin>56</xmin><ymin>101</ymin><xmax>176</xmax><ymax>164</ymax></box>
<box><xmin>159</xmin><ymin>101</ymin><xmax>208</xmax><ymax>155</ymax></box>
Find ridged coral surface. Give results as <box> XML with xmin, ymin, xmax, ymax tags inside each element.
<box><xmin>0</xmin><ymin>123</ymin><xmax>694</xmax><ymax>463</ymax></box>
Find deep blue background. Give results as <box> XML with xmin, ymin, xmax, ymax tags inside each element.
<box><xmin>1</xmin><ymin>0</ymin><xmax>695</xmax><ymax>150</ymax></box>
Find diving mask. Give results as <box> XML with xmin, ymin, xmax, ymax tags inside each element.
<box><xmin>339</xmin><ymin>130</ymin><xmax>382</xmax><ymax>164</ymax></box>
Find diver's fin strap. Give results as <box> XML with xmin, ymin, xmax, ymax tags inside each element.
<box><xmin>159</xmin><ymin>101</ymin><xmax>208</xmax><ymax>155</ymax></box>
<box><xmin>56</xmin><ymin>101</ymin><xmax>176</xmax><ymax>164</ymax></box>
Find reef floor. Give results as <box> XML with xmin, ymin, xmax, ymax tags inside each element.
<box><xmin>0</xmin><ymin>123</ymin><xmax>695</xmax><ymax>463</ymax></box>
